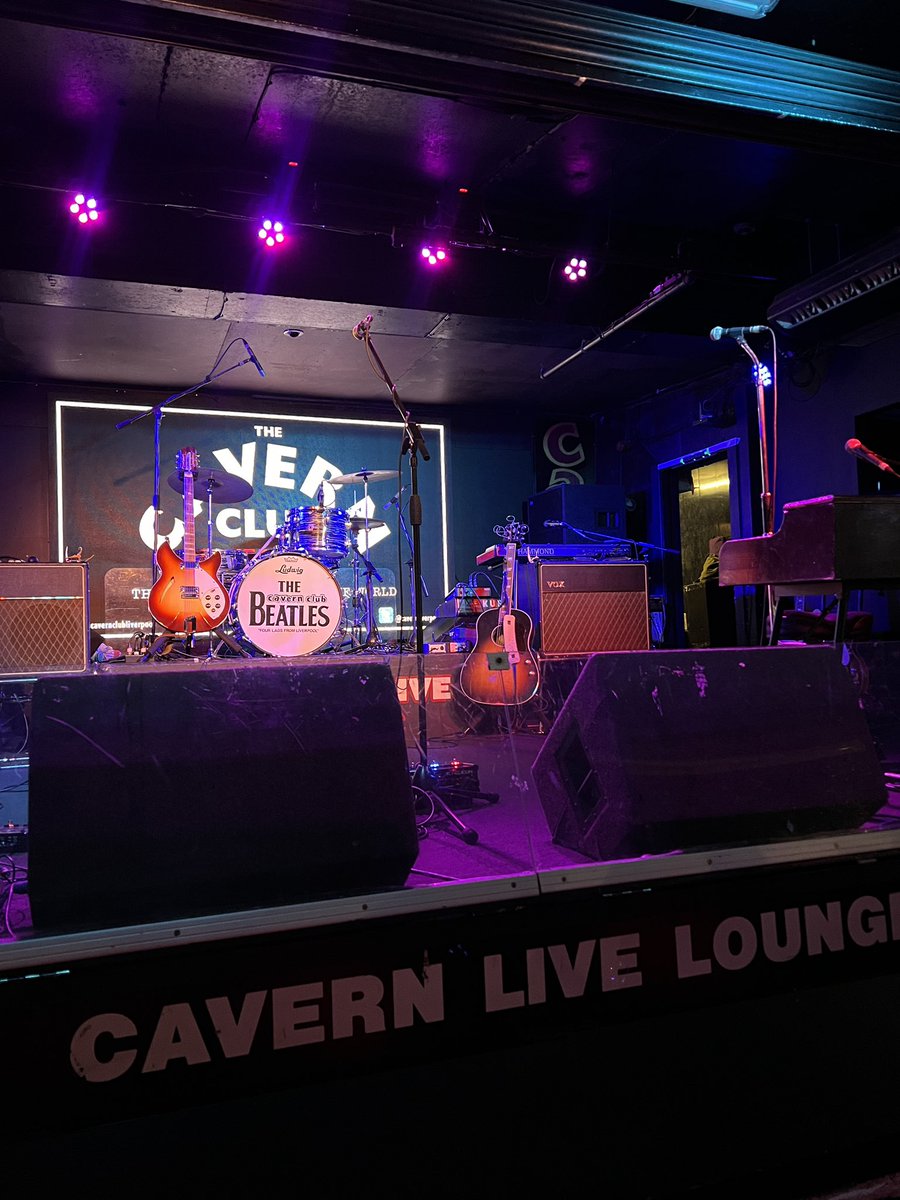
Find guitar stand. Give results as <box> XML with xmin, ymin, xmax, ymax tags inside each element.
<box><xmin>142</xmin><ymin>630</ymin><xmax>194</xmax><ymax>662</ymax></box>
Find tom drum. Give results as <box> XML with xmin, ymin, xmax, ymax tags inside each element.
<box><xmin>228</xmin><ymin>552</ymin><xmax>344</xmax><ymax>656</ymax></box>
<box><xmin>278</xmin><ymin>505</ymin><xmax>351</xmax><ymax>569</ymax></box>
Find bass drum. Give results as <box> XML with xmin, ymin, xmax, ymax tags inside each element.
<box><xmin>228</xmin><ymin>553</ymin><xmax>345</xmax><ymax>657</ymax></box>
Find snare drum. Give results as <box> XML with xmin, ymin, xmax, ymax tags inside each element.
<box><xmin>278</xmin><ymin>506</ymin><xmax>351</xmax><ymax>569</ymax></box>
<box><xmin>221</xmin><ymin>547</ymin><xmax>249</xmax><ymax>573</ymax></box>
<box><xmin>228</xmin><ymin>553</ymin><xmax>344</xmax><ymax>656</ymax></box>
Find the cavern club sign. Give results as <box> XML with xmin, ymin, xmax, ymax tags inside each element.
<box><xmin>53</xmin><ymin>400</ymin><xmax>450</xmax><ymax>637</ymax></box>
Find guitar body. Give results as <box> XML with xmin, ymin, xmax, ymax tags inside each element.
<box><xmin>148</xmin><ymin>539</ymin><xmax>229</xmax><ymax>632</ymax></box>
<box><xmin>459</xmin><ymin>605</ymin><xmax>541</xmax><ymax>706</ymax></box>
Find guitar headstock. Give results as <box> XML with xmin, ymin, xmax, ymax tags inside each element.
<box><xmin>493</xmin><ymin>516</ymin><xmax>528</xmax><ymax>545</ymax></box>
<box><xmin>176</xmin><ymin>447</ymin><xmax>200</xmax><ymax>475</ymax></box>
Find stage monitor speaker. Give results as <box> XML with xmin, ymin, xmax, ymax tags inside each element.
<box><xmin>0</xmin><ymin>562</ymin><xmax>89</xmax><ymax>676</ymax></box>
<box><xmin>518</xmin><ymin>562</ymin><xmax>649</xmax><ymax>654</ymax></box>
<box><xmin>27</xmin><ymin>658</ymin><xmax>418</xmax><ymax>931</ymax></box>
<box><xmin>532</xmin><ymin>646</ymin><xmax>886</xmax><ymax>861</ymax></box>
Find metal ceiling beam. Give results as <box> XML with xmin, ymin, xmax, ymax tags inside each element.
<box><xmin>3</xmin><ymin>0</ymin><xmax>899</xmax><ymax>154</ymax></box>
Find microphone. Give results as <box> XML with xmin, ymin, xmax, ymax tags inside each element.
<box><xmin>383</xmin><ymin>485</ymin><xmax>406</xmax><ymax>510</ymax></box>
<box><xmin>352</xmin><ymin>314</ymin><xmax>373</xmax><ymax>340</ymax></box>
<box><xmin>241</xmin><ymin>339</ymin><xmax>266</xmax><ymax>377</ymax></box>
<box><xmin>709</xmin><ymin>325</ymin><xmax>768</xmax><ymax>342</ymax></box>
<box><xmin>845</xmin><ymin>438</ymin><xmax>893</xmax><ymax>472</ymax></box>
<box><xmin>543</xmin><ymin>519</ymin><xmax>564</xmax><ymax>527</ymax></box>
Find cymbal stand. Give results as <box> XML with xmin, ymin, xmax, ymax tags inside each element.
<box><xmin>389</xmin><ymin>495</ymin><xmax>429</xmax><ymax>649</ymax></box>
<box><xmin>357</xmin><ymin>542</ymin><xmax>386</xmax><ymax>650</ymax></box>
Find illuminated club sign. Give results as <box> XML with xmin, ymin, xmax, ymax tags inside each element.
<box><xmin>54</xmin><ymin>401</ymin><xmax>449</xmax><ymax>643</ymax></box>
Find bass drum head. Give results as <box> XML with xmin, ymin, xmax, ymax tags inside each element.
<box><xmin>229</xmin><ymin>553</ymin><xmax>344</xmax><ymax>656</ymax></box>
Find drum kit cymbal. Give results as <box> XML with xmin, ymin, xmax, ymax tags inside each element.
<box><xmin>168</xmin><ymin>465</ymin><xmax>398</xmax><ymax>656</ymax></box>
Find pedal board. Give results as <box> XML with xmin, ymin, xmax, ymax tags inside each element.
<box><xmin>0</xmin><ymin>824</ymin><xmax>28</xmax><ymax>853</ymax></box>
<box><xmin>425</xmin><ymin>760</ymin><xmax>480</xmax><ymax>791</ymax></box>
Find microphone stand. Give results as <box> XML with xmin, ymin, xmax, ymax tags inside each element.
<box><xmin>353</xmin><ymin>326</ymin><xmax>431</xmax><ymax>766</ymax></box>
<box><xmin>734</xmin><ymin>336</ymin><xmax>775</xmax><ymax>537</ymax></box>
<box><xmin>115</xmin><ymin>353</ymin><xmax>259</xmax><ymax>642</ymax></box>
<box><xmin>550</xmin><ymin>521</ymin><xmax>679</xmax><ymax>557</ymax></box>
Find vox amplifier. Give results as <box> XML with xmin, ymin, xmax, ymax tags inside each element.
<box><xmin>518</xmin><ymin>561</ymin><xmax>649</xmax><ymax>655</ymax></box>
<box><xmin>0</xmin><ymin>562</ymin><xmax>90</xmax><ymax>676</ymax></box>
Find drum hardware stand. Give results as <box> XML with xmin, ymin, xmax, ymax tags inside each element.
<box><xmin>344</xmin><ymin>545</ymin><xmax>385</xmax><ymax>650</ymax></box>
<box><xmin>391</xmin><ymin>495</ymin><xmax>429</xmax><ymax>650</ymax></box>
<box><xmin>209</xmin><ymin>626</ymin><xmax>252</xmax><ymax>658</ymax></box>
<box><xmin>115</xmin><ymin>344</ymin><xmax>262</xmax><ymax>640</ymax></box>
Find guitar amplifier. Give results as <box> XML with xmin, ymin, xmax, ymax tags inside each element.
<box><xmin>0</xmin><ymin>562</ymin><xmax>90</xmax><ymax>676</ymax></box>
<box><xmin>518</xmin><ymin>561</ymin><xmax>649</xmax><ymax>655</ymax></box>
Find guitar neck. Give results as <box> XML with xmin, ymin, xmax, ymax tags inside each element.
<box><xmin>182</xmin><ymin>470</ymin><xmax>196</xmax><ymax>564</ymax></box>
<box><xmin>500</xmin><ymin>541</ymin><xmax>516</xmax><ymax>615</ymax></box>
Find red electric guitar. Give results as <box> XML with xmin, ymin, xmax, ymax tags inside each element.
<box><xmin>458</xmin><ymin>518</ymin><xmax>540</xmax><ymax>706</ymax></box>
<box><xmin>148</xmin><ymin>447</ymin><xmax>230</xmax><ymax>634</ymax></box>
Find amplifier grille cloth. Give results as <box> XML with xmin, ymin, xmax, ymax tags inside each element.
<box><xmin>540</xmin><ymin>590</ymin><xmax>649</xmax><ymax>654</ymax></box>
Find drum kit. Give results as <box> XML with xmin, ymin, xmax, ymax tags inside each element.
<box><xmin>169</xmin><ymin>465</ymin><xmax>400</xmax><ymax>658</ymax></box>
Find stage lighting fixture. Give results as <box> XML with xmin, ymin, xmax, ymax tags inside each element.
<box><xmin>420</xmin><ymin>244</ymin><xmax>448</xmax><ymax>267</ymax></box>
<box><xmin>754</xmin><ymin>363</ymin><xmax>773</xmax><ymax>388</ymax></box>
<box><xmin>258</xmin><ymin>219</ymin><xmax>286</xmax><ymax>248</ymax></box>
<box><xmin>667</xmin><ymin>0</ymin><xmax>779</xmax><ymax>16</ymax></box>
<box><xmin>68</xmin><ymin>193</ymin><xmax>100</xmax><ymax>224</ymax></box>
<box><xmin>563</xmin><ymin>257</ymin><xmax>588</xmax><ymax>283</ymax></box>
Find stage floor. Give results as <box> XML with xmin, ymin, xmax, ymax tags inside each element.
<box><xmin>4</xmin><ymin>641</ymin><xmax>900</xmax><ymax>957</ymax></box>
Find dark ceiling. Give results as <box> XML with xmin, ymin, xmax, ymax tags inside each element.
<box><xmin>0</xmin><ymin>0</ymin><xmax>898</xmax><ymax>414</ymax></box>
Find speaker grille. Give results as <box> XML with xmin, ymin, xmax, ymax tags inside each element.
<box><xmin>537</xmin><ymin>563</ymin><xmax>649</xmax><ymax>655</ymax></box>
<box><xmin>541</xmin><ymin>590</ymin><xmax>649</xmax><ymax>654</ymax></box>
<box><xmin>0</xmin><ymin>564</ymin><xmax>89</xmax><ymax>675</ymax></box>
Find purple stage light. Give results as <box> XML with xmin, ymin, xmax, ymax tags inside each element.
<box><xmin>420</xmin><ymin>244</ymin><xmax>448</xmax><ymax>267</ymax></box>
<box><xmin>258</xmin><ymin>219</ymin><xmax>286</xmax><ymax>248</ymax></box>
<box><xmin>563</xmin><ymin>257</ymin><xmax>588</xmax><ymax>282</ymax></box>
<box><xmin>69</xmin><ymin>193</ymin><xmax>100</xmax><ymax>224</ymax></box>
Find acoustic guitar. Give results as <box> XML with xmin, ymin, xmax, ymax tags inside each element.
<box><xmin>458</xmin><ymin>519</ymin><xmax>540</xmax><ymax>706</ymax></box>
<box><xmin>148</xmin><ymin>447</ymin><xmax>230</xmax><ymax>634</ymax></box>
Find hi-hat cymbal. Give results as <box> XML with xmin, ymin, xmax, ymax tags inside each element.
<box><xmin>330</xmin><ymin>468</ymin><xmax>397</xmax><ymax>486</ymax></box>
<box><xmin>347</xmin><ymin>516</ymin><xmax>386</xmax><ymax>533</ymax></box>
<box><xmin>167</xmin><ymin>468</ymin><xmax>254</xmax><ymax>504</ymax></box>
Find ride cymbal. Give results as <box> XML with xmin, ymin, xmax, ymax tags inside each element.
<box><xmin>330</xmin><ymin>468</ymin><xmax>397</xmax><ymax>486</ymax></box>
<box><xmin>167</xmin><ymin>468</ymin><xmax>254</xmax><ymax>503</ymax></box>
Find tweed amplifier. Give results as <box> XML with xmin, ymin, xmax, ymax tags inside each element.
<box><xmin>518</xmin><ymin>561</ymin><xmax>649</xmax><ymax>655</ymax></box>
<box><xmin>0</xmin><ymin>562</ymin><xmax>90</xmax><ymax>676</ymax></box>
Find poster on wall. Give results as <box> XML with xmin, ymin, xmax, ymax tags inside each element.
<box><xmin>54</xmin><ymin>400</ymin><xmax>449</xmax><ymax>648</ymax></box>
<box><xmin>533</xmin><ymin>418</ymin><xmax>595</xmax><ymax>493</ymax></box>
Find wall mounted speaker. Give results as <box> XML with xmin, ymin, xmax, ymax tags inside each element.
<box><xmin>532</xmin><ymin>646</ymin><xmax>886</xmax><ymax>860</ymax></box>
<box><xmin>526</xmin><ymin>484</ymin><xmax>627</xmax><ymax>545</ymax></box>
<box><xmin>0</xmin><ymin>562</ymin><xmax>89</xmax><ymax>676</ymax></box>
<box><xmin>27</xmin><ymin>658</ymin><xmax>418</xmax><ymax>930</ymax></box>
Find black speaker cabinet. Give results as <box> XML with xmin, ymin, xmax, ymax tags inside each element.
<box><xmin>526</xmin><ymin>485</ymin><xmax>626</xmax><ymax>544</ymax></box>
<box><xmin>518</xmin><ymin>562</ymin><xmax>649</xmax><ymax>655</ymax></box>
<box><xmin>0</xmin><ymin>562</ymin><xmax>89</xmax><ymax>676</ymax></box>
<box><xmin>532</xmin><ymin>646</ymin><xmax>886</xmax><ymax>860</ymax></box>
<box><xmin>27</xmin><ymin>658</ymin><xmax>418</xmax><ymax>930</ymax></box>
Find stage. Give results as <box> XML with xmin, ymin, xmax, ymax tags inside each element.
<box><xmin>3</xmin><ymin>642</ymin><xmax>900</xmax><ymax>1196</ymax></box>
